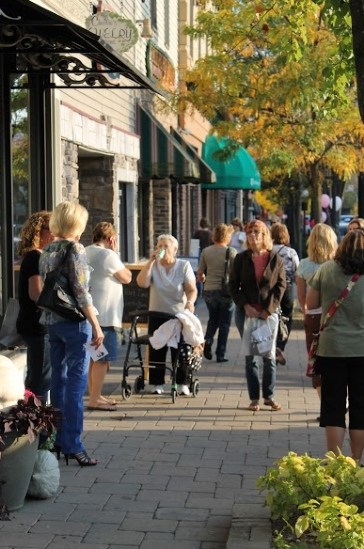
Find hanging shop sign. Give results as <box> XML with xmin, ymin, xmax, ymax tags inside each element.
<box><xmin>86</xmin><ymin>11</ymin><xmax>138</xmax><ymax>54</ymax></box>
<box><xmin>146</xmin><ymin>42</ymin><xmax>176</xmax><ymax>94</ymax></box>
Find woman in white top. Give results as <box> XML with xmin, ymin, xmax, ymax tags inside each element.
<box><xmin>137</xmin><ymin>234</ymin><xmax>197</xmax><ymax>395</ymax></box>
<box><xmin>296</xmin><ymin>224</ymin><xmax>337</xmax><ymax>403</ymax></box>
<box><xmin>229</xmin><ymin>217</ymin><xmax>247</xmax><ymax>251</ymax></box>
<box><xmin>86</xmin><ymin>222</ymin><xmax>132</xmax><ymax>410</ymax></box>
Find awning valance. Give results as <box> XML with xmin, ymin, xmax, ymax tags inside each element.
<box><xmin>137</xmin><ymin>105</ymin><xmax>200</xmax><ymax>182</ymax></box>
<box><xmin>0</xmin><ymin>0</ymin><xmax>162</xmax><ymax>93</ymax></box>
<box><xmin>170</xmin><ymin>128</ymin><xmax>216</xmax><ymax>184</ymax></box>
<box><xmin>201</xmin><ymin>135</ymin><xmax>261</xmax><ymax>190</ymax></box>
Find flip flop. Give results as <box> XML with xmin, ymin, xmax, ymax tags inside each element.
<box><xmin>87</xmin><ymin>404</ymin><xmax>117</xmax><ymax>412</ymax></box>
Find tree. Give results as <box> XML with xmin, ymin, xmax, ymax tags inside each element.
<box><xmin>182</xmin><ymin>0</ymin><xmax>364</xmax><ymax>224</ymax></box>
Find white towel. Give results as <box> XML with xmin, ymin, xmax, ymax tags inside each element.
<box><xmin>149</xmin><ymin>310</ymin><xmax>204</xmax><ymax>350</ymax></box>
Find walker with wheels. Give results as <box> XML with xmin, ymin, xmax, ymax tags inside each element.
<box><xmin>121</xmin><ymin>310</ymin><xmax>202</xmax><ymax>403</ymax></box>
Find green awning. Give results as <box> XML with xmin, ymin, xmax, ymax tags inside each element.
<box><xmin>137</xmin><ymin>105</ymin><xmax>200</xmax><ymax>182</ymax></box>
<box><xmin>201</xmin><ymin>135</ymin><xmax>261</xmax><ymax>190</ymax></box>
<box><xmin>170</xmin><ymin>128</ymin><xmax>216</xmax><ymax>184</ymax></box>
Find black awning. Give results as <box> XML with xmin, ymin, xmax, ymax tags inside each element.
<box><xmin>0</xmin><ymin>0</ymin><xmax>162</xmax><ymax>93</ymax></box>
<box><xmin>137</xmin><ymin>104</ymin><xmax>200</xmax><ymax>182</ymax></box>
<box><xmin>171</xmin><ymin>128</ymin><xmax>216</xmax><ymax>184</ymax></box>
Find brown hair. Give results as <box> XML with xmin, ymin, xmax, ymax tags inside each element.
<box><xmin>213</xmin><ymin>223</ymin><xmax>234</xmax><ymax>244</ymax></box>
<box><xmin>92</xmin><ymin>222</ymin><xmax>116</xmax><ymax>243</ymax></box>
<box><xmin>18</xmin><ymin>211</ymin><xmax>51</xmax><ymax>256</ymax></box>
<box><xmin>231</xmin><ymin>217</ymin><xmax>243</xmax><ymax>230</ymax></box>
<box><xmin>271</xmin><ymin>223</ymin><xmax>290</xmax><ymax>246</ymax></box>
<box><xmin>245</xmin><ymin>220</ymin><xmax>273</xmax><ymax>251</ymax></box>
<box><xmin>335</xmin><ymin>229</ymin><xmax>364</xmax><ymax>274</ymax></box>
<box><xmin>348</xmin><ymin>218</ymin><xmax>364</xmax><ymax>231</ymax></box>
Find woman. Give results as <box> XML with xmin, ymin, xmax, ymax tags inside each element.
<box><xmin>86</xmin><ymin>222</ymin><xmax>132</xmax><ymax>411</ymax></box>
<box><xmin>347</xmin><ymin>217</ymin><xmax>364</xmax><ymax>232</ymax></box>
<box><xmin>229</xmin><ymin>219</ymin><xmax>286</xmax><ymax>411</ymax></box>
<box><xmin>296</xmin><ymin>224</ymin><xmax>337</xmax><ymax>406</ymax></box>
<box><xmin>306</xmin><ymin>230</ymin><xmax>364</xmax><ymax>463</ymax></box>
<box><xmin>271</xmin><ymin>223</ymin><xmax>299</xmax><ymax>365</ymax></box>
<box><xmin>229</xmin><ymin>218</ymin><xmax>246</xmax><ymax>251</ymax></box>
<box><xmin>16</xmin><ymin>211</ymin><xmax>53</xmax><ymax>402</ymax></box>
<box><xmin>39</xmin><ymin>201</ymin><xmax>104</xmax><ymax>466</ymax></box>
<box><xmin>197</xmin><ymin>223</ymin><xmax>236</xmax><ymax>362</ymax></box>
<box><xmin>136</xmin><ymin>234</ymin><xmax>197</xmax><ymax>395</ymax></box>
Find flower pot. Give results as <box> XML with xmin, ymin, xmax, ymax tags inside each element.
<box><xmin>0</xmin><ymin>433</ymin><xmax>39</xmax><ymax>511</ymax></box>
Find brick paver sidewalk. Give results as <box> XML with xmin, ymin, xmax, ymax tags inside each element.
<box><xmin>0</xmin><ymin>301</ymin><xmax>335</xmax><ymax>549</ymax></box>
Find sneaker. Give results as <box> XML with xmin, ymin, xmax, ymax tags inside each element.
<box><xmin>178</xmin><ymin>384</ymin><xmax>190</xmax><ymax>396</ymax></box>
<box><xmin>152</xmin><ymin>385</ymin><xmax>164</xmax><ymax>395</ymax></box>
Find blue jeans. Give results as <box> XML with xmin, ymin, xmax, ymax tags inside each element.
<box><xmin>204</xmin><ymin>290</ymin><xmax>234</xmax><ymax>359</ymax></box>
<box><xmin>245</xmin><ymin>355</ymin><xmax>276</xmax><ymax>401</ymax></box>
<box><xmin>22</xmin><ymin>333</ymin><xmax>51</xmax><ymax>402</ymax></box>
<box><xmin>48</xmin><ymin>319</ymin><xmax>91</xmax><ymax>454</ymax></box>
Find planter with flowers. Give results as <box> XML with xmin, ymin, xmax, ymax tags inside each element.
<box><xmin>0</xmin><ymin>390</ymin><xmax>60</xmax><ymax>513</ymax></box>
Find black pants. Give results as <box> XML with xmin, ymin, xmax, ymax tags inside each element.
<box><xmin>148</xmin><ymin>316</ymin><xmax>188</xmax><ymax>386</ymax></box>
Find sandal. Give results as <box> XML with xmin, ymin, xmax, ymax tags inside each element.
<box><xmin>65</xmin><ymin>451</ymin><xmax>98</xmax><ymax>466</ymax></box>
<box><xmin>248</xmin><ymin>400</ymin><xmax>260</xmax><ymax>412</ymax></box>
<box><xmin>264</xmin><ymin>399</ymin><xmax>282</xmax><ymax>411</ymax></box>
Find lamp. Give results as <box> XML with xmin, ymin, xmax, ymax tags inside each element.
<box><xmin>136</xmin><ymin>18</ymin><xmax>153</xmax><ymax>38</ymax></box>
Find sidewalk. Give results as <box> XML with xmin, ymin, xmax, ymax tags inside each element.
<box><xmin>0</xmin><ymin>301</ymin><xmax>333</xmax><ymax>549</ymax></box>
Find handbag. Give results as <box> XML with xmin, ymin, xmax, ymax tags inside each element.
<box><xmin>306</xmin><ymin>273</ymin><xmax>360</xmax><ymax>377</ymax></box>
<box><xmin>221</xmin><ymin>247</ymin><xmax>231</xmax><ymax>297</ymax></box>
<box><xmin>278</xmin><ymin>308</ymin><xmax>289</xmax><ymax>342</ymax></box>
<box><xmin>37</xmin><ymin>242</ymin><xmax>86</xmax><ymax>322</ymax></box>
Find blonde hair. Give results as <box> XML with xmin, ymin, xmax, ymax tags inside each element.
<box><xmin>50</xmin><ymin>201</ymin><xmax>88</xmax><ymax>238</ymax></box>
<box><xmin>307</xmin><ymin>223</ymin><xmax>337</xmax><ymax>263</ymax></box>
<box><xmin>246</xmin><ymin>220</ymin><xmax>273</xmax><ymax>251</ymax></box>
<box><xmin>213</xmin><ymin>223</ymin><xmax>234</xmax><ymax>244</ymax></box>
<box><xmin>348</xmin><ymin>218</ymin><xmax>364</xmax><ymax>231</ymax></box>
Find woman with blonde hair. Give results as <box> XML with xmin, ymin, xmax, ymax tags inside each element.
<box><xmin>229</xmin><ymin>220</ymin><xmax>286</xmax><ymax>411</ymax></box>
<box><xmin>296</xmin><ymin>223</ymin><xmax>338</xmax><ymax>410</ymax></box>
<box><xmin>347</xmin><ymin>217</ymin><xmax>364</xmax><ymax>232</ymax></box>
<box><xmin>197</xmin><ymin>223</ymin><xmax>236</xmax><ymax>362</ymax></box>
<box><xmin>39</xmin><ymin>201</ymin><xmax>104</xmax><ymax>466</ymax></box>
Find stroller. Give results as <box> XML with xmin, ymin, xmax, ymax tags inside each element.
<box><xmin>121</xmin><ymin>310</ymin><xmax>203</xmax><ymax>403</ymax></box>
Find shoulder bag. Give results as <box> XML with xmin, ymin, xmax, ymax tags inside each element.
<box><xmin>37</xmin><ymin>242</ymin><xmax>86</xmax><ymax>322</ymax></box>
<box><xmin>221</xmin><ymin>247</ymin><xmax>231</xmax><ymax>297</ymax></box>
<box><xmin>306</xmin><ymin>273</ymin><xmax>360</xmax><ymax>377</ymax></box>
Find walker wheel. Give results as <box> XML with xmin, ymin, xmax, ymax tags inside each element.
<box><xmin>121</xmin><ymin>383</ymin><xmax>132</xmax><ymax>400</ymax></box>
<box><xmin>134</xmin><ymin>375</ymin><xmax>144</xmax><ymax>394</ymax></box>
<box><xmin>172</xmin><ymin>388</ymin><xmax>177</xmax><ymax>404</ymax></box>
<box><xmin>192</xmin><ymin>379</ymin><xmax>200</xmax><ymax>397</ymax></box>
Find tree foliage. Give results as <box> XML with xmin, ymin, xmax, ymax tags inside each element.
<box><xmin>182</xmin><ymin>0</ymin><xmax>364</xmax><ymax>222</ymax></box>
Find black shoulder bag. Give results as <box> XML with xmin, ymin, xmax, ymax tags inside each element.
<box><xmin>37</xmin><ymin>242</ymin><xmax>86</xmax><ymax>322</ymax></box>
<box><xmin>221</xmin><ymin>247</ymin><xmax>231</xmax><ymax>297</ymax></box>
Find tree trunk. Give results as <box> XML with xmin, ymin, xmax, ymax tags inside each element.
<box><xmin>310</xmin><ymin>163</ymin><xmax>322</xmax><ymax>224</ymax></box>
<box><xmin>349</xmin><ymin>0</ymin><xmax>364</xmax><ymax>124</ymax></box>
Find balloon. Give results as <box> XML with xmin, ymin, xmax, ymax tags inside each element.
<box><xmin>334</xmin><ymin>196</ymin><xmax>342</xmax><ymax>211</ymax></box>
<box><xmin>321</xmin><ymin>211</ymin><xmax>327</xmax><ymax>222</ymax></box>
<box><xmin>329</xmin><ymin>196</ymin><xmax>342</xmax><ymax>211</ymax></box>
<box><xmin>320</xmin><ymin>194</ymin><xmax>330</xmax><ymax>208</ymax></box>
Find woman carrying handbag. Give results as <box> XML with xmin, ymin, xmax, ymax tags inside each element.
<box><xmin>307</xmin><ymin>229</ymin><xmax>364</xmax><ymax>464</ymax></box>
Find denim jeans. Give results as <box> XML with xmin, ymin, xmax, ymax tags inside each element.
<box><xmin>48</xmin><ymin>319</ymin><xmax>91</xmax><ymax>454</ymax></box>
<box><xmin>245</xmin><ymin>355</ymin><xmax>276</xmax><ymax>401</ymax></box>
<box><xmin>204</xmin><ymin>290</ymin><xmax>234</xmax><ymax>359</ymax></box>
<box><xmin>22</xmin><ymin>333</ymin><xmax>51</xmax><ymax>402</ymax></box>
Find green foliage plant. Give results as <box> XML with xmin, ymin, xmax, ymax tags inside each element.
<box><xmin>257</xmin><ymin>451</ymin><xmax>364</xmax><ymax>548</ymax></box>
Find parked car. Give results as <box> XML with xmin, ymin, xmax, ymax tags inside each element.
<box><xmin>339</xmin><ymin>214</ymin><xmax>354</xmax><ymax>237</ymax></box>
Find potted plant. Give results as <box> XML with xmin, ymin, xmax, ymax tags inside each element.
<box><xmin>0</xmin><ymin>390</ymin><xmax>60</xmax><ymax>513</ymax></box>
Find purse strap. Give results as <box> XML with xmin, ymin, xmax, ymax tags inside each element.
<box><xmin>223</xmin><ymin>247</ymin><xmax>230</xmax><ymax>278</ymax></box>
<box><xmin>319</xmin><ymin>273</ymin><xmax>360</xmax><ymax>333</ymax></box>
